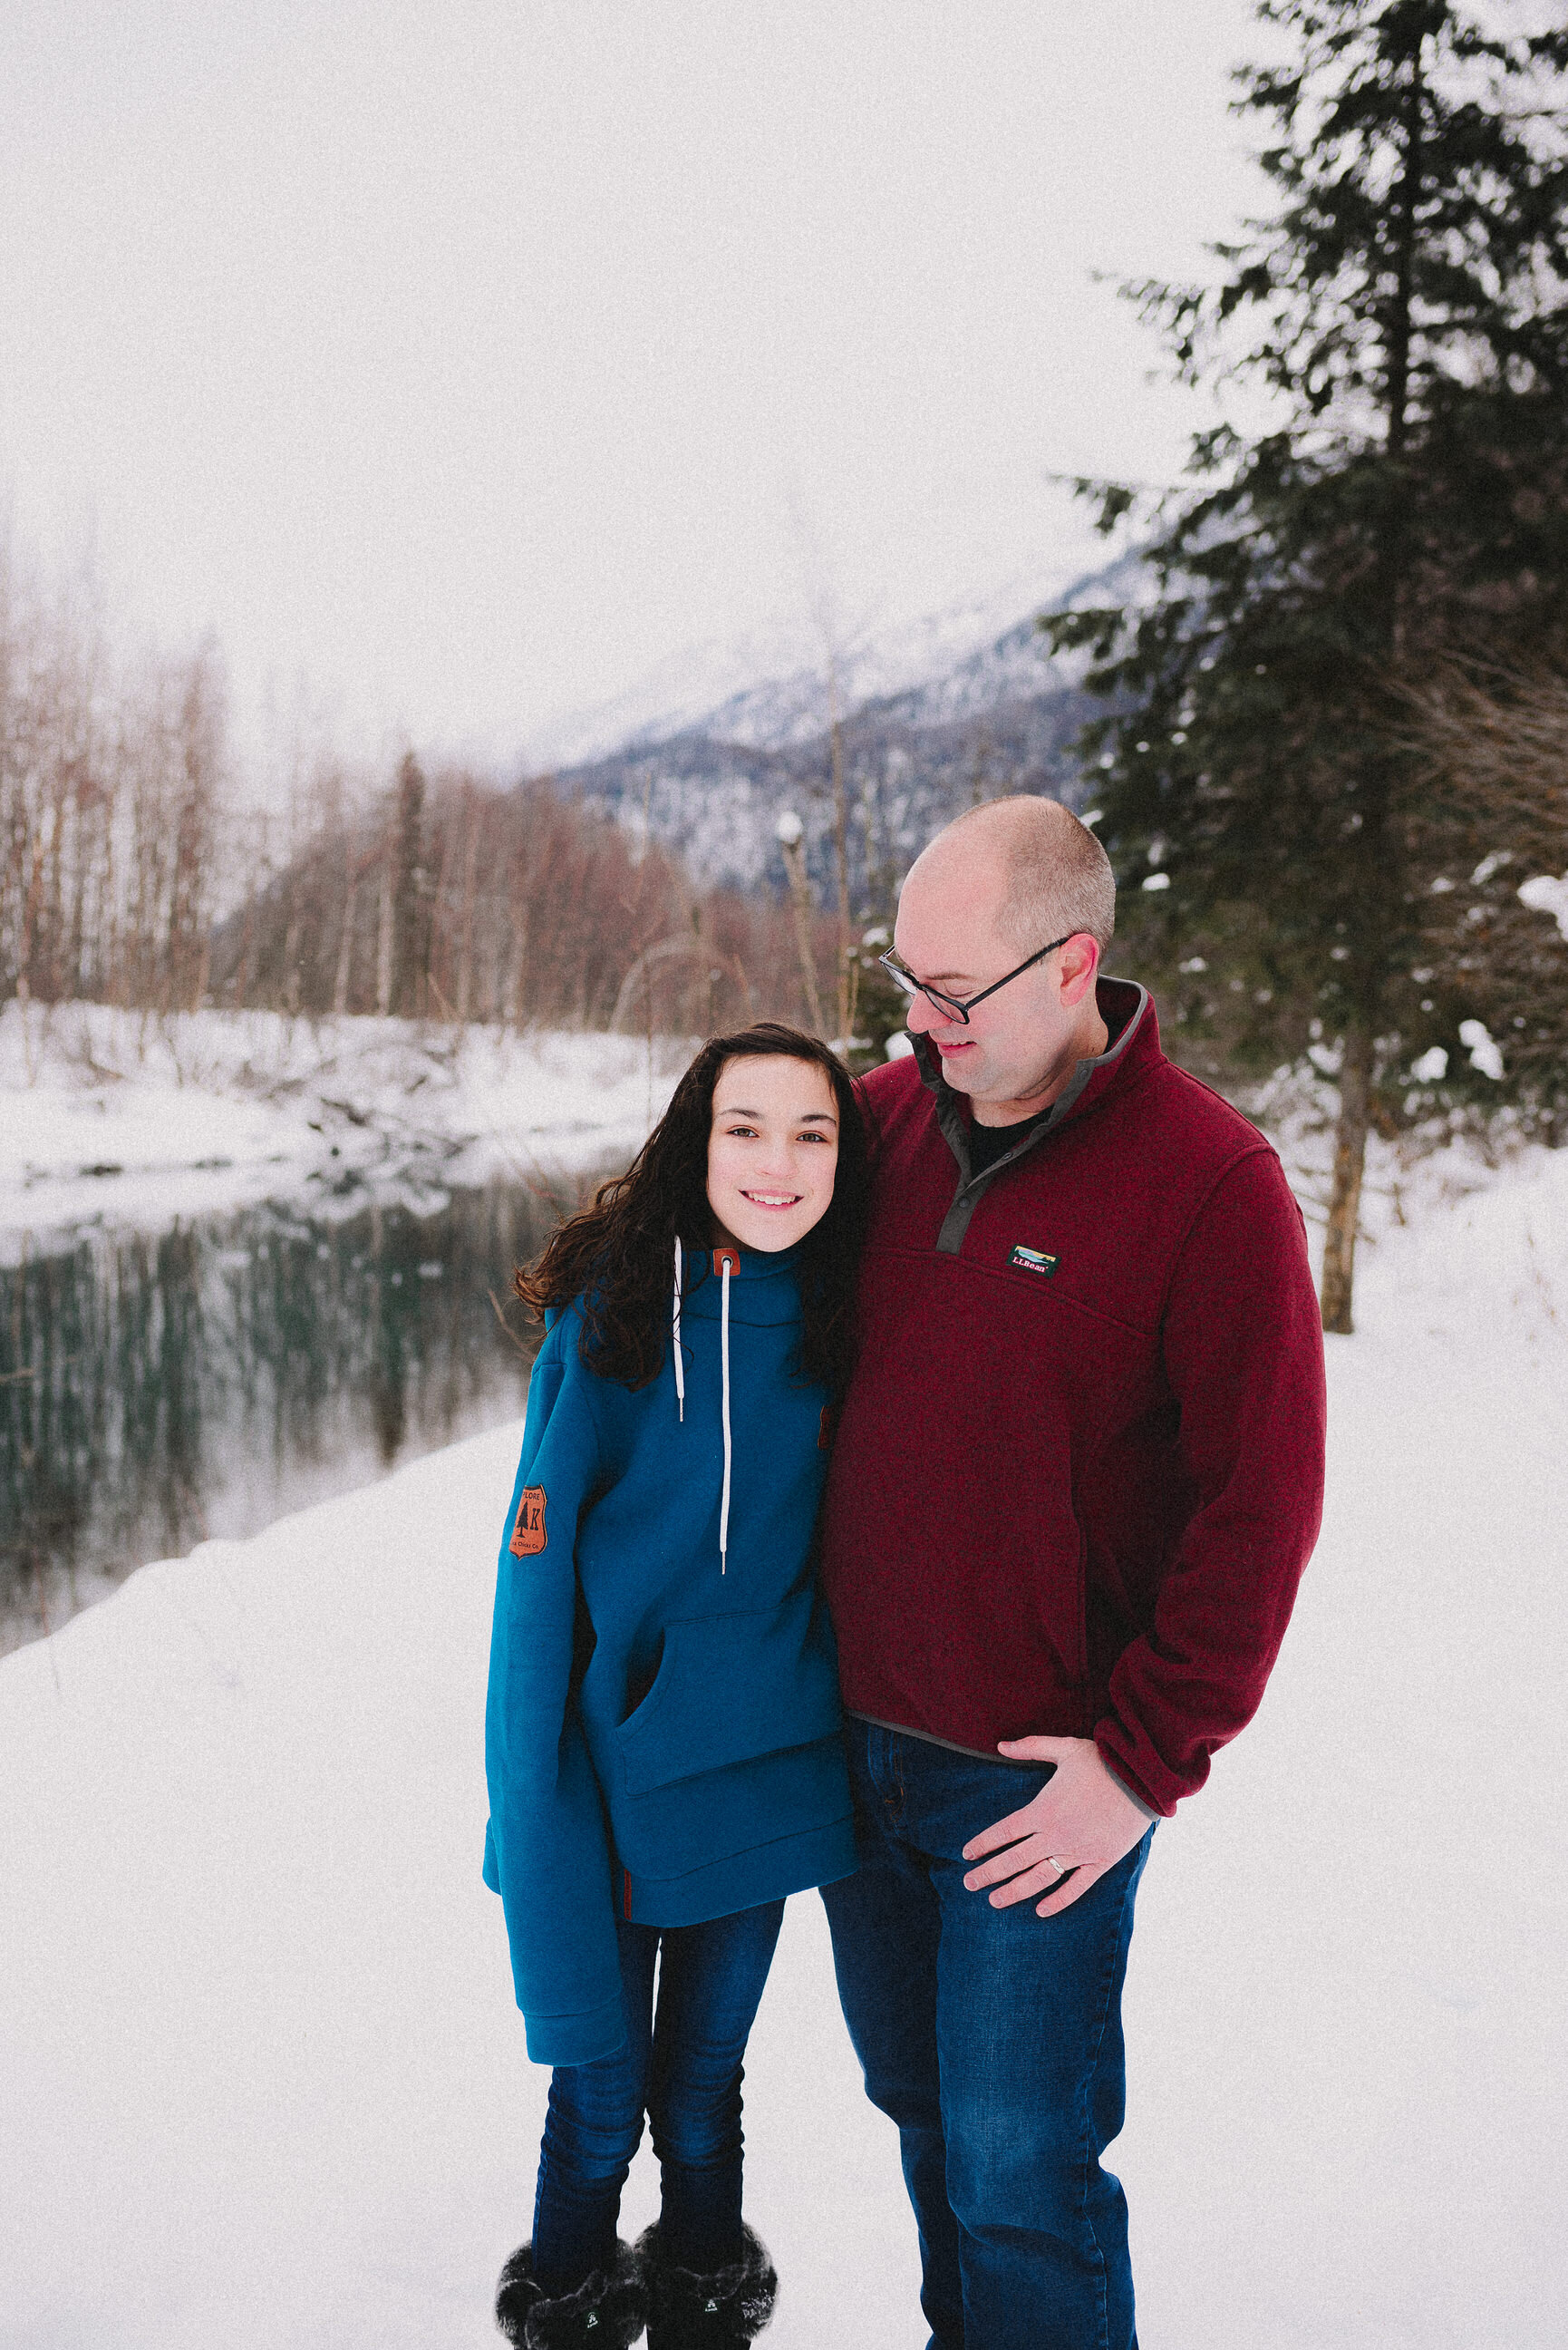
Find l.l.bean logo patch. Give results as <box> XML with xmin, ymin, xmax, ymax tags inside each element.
<box><xmin>1009</xmin><ymin>1244</ymin><xmax>1059</xmax><ymax>1278</ymax></box>
<box><xmin>509</xmin><ymin>1485</ymin><xmax>547</xmax><ymax>1556</ymax></box>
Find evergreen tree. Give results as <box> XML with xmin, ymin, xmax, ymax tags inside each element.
<box><xmin>1400</xmin><ymin>646</ymin><xmax>1568</xmax><ymax>1109</ymax></box>
<box><xmin>1043</xmin><ymin>0</ymin><xmax>1568</xmax><ymax>1330</ymax></box>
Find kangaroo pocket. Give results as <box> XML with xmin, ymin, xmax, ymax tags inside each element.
<box><xmin>605</xmin><ymin>1597</ymin><xmax>847</xmax><ymax>1879</ymax></box>
<box><xmin>615</xmin><ymin>1596</ymin><xmax>840</xmax><ymax>1794</ymax></box>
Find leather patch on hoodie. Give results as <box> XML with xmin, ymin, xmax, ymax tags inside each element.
<box><xmin>509</xmin><ymin>1485</ymin><xmax>547</xmax><ymax>1557</ymax></box>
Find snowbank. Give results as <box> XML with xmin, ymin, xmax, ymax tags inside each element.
<box><xmin>0</xmin><ymin>1003</ymin><xmax>689</xmax><ymax>1248</ymax></box>
<box><xmin>1248</xmin><ymin>1068</ymin><xmax>1567</xmax><ymax>1355</ymax></box>
<box><xmin>1</xmin><ymin>1141</ymin><xmax>1563</xmax><ymax>2346</ymax></box>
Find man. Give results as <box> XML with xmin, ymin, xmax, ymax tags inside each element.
<box><xmin>819</xmin><ymin>797</ymin><xmax>1326</xmax><ymax>2350</ymax></box>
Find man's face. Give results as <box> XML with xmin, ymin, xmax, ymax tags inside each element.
<box><xmin>892</xmin><ymin>846</ymin><xmax>1099</xmax><ymax>1114</ymax></box>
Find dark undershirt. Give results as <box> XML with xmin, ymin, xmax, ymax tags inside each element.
<box><xmin>966</xmin><ymin>1112</ymin><xmax>1040</xmax><ymax>1178</ymax></box>
<box><xmin>961</xmin><ymin>997</ymin><xmax>1136</xmax><ymax>1180</ymax></box>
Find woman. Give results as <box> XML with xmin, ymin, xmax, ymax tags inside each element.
<box><xmin>483</xmin><ymin>1022</ymin><xmax>869</xmax><ymax>2349</ymax></box>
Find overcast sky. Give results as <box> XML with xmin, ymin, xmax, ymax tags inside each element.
<box><xmin>2</xmin><ymin>1</ymin><xmax>1273</xmax><ymax>778</ymax></box>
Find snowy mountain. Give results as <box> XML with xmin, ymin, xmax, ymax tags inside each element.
<box><xmin>532</xmin><ymin>555</ymin><xmax>1141</xmax><ymax>896</ymax></box>
<box><xmin>529</xmin><ymin>559</ymin><xmax>1133</xmax><ymax>763</ymax></box>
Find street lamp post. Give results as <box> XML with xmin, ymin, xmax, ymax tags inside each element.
<box><xmin>776</xmin><ymin>811</ymin><xmax>826</xmax><ymax>1036</ymax></box>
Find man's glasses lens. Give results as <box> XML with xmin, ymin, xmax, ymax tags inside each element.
<box><xmin>879</xmin><ymin>955</ymin><xmax>966</xmax><ymax>1023</ymax></box>
<box><xmin>877</xmin><ymin>933</ymin><xmax>1076</xmax><ymax>1026</ymax></box>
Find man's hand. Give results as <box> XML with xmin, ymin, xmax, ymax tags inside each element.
<box><xmin>961</xmin><ymin>1736</ymin><xmax>1152</xmax><ymax>1916</ymax></box>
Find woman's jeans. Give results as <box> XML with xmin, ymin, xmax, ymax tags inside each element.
<box><xmin>821</xmin><ymin>1722</ymin><xmax>1153</xmax><ymax>2350</ymax></box>
<box><xmin>531</xmin><ymin>1899</ymin><xmax>786</xmax><ymax>2296</ymax></box>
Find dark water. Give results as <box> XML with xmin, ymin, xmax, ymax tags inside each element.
<box><xmin>0</xmin><ymin>1176</ymin><xmax>604</xmax><ymax>1654</ymax></box>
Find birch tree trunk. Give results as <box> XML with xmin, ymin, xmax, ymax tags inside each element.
<box><xmin>455</xmin><ymin>791</ymin><xmax>479</xmax><ymax>1028</ymax></box>
<box><xmin>375</xmin><ymin>850</ymin><xmax>394</xmax><ymax>1017</ymax></box>
<box><xmin>502</xmin><ymin>847</ymin><xmax>529</xmax><ymax>1032</ymax></box>
<box><xmin>332</xmin><ymin>878</ymin><xmax>358</xmax><ymax>1017</ymax></box>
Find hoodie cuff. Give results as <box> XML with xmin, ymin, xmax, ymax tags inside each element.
<box><xmin>521</xmin><ymin>1992</ymin><xmax>628</xmax><ymax>2070</ymax></box>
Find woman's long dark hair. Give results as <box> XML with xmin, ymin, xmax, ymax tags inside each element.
<box><xmin>515</xmin><ymin>1023</ymin><xmax>871</xmax><ymax>1395</ymax></box>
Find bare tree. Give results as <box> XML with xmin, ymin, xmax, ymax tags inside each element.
<box><xmin>454</xmin><ymin>781</ymin><xmax>481</xmax><ymax>1027</ymax></box>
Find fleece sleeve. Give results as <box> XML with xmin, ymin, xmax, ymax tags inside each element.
<box><xmin>482</xmin><ymin>1326</ymin><xmax>625</xmax><ymax>2065</ymax></box>
<box><xmin>1093</xmin><ymin>1147</ymin><xmax>1328</xmax><ymax>1815</ymax></box>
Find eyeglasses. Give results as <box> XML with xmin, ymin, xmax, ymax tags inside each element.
<box><xmin>877</xmin><ymin>934</ymin><xmax>1077</xmax><ymax>1026</ymax></box>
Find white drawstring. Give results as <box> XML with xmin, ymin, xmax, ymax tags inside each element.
<box><xmin>719</xmin><ymin>1255</ymin><xmax>732</xmax><ymax>1574</ymax></box>
<box><xmin>673</xmin><ymin>1235</ymin><xmax>734</xmax><ymax>1570</ymax></box>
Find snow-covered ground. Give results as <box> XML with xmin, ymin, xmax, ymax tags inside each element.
<box><xmin>2</xmin><ymin>1096</ymin><xmax>1564</xmax><ymax>2345</ymax></box>
<box><xmin>0</xmin><ymin>1003</ymin><xmax>690</xmax><ymax>1251</ymax></box>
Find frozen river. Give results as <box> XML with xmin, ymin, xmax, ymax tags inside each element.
<box><xmin>0</xmin><ymin>1174</ymin><xmax>604</xmax><ymax>1653</ymax></box>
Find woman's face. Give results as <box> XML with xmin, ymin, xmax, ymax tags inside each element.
<box><xmin>705</xmin><ymin>1054</ymin><xmax>840</xmax><ymax>1255</ymax></box>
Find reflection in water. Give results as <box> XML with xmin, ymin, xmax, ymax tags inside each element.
<box><xmin>0</xmin><ymin>1178</ymin><xmax>598</xmax><ymax>1653</ymax></box>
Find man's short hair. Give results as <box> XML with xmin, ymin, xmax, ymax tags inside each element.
<box><xmin>941</xmin><ymin>795</ymin><xmax>1116</xmax><ymax>953</ymax></box>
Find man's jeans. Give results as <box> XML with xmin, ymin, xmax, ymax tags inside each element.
<box><xmin>822</xmin><ymin>1722</ymin><xmax>1152</xmax><ymax>2350</ymax></box>
<box><xmin>531</xmin><ymin>1899</ymin><xmax>786</xmax><ymax>2295</ymax></box>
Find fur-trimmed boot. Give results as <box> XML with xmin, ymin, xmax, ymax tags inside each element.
<box><xmin>636</xmin><ymin>2222</ymin><xmax>778</xmax><ymax>2348</ymax></box>
<box><xmin>494</xmin><ymin>2238</ymin><xmax>647</xmax><ymax>2348</ymax></box>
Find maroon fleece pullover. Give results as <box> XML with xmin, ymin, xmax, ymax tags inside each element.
<box><xmin>820</xmin><ymin>978</ymin><xmax>1327</xmax><ymax>1817</ymax></box>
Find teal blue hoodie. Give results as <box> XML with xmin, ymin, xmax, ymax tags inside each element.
<box><xmin>483</xmin><ymin>1240</ymin><xmax>857</xmax><ymax>2066</ymax></box>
